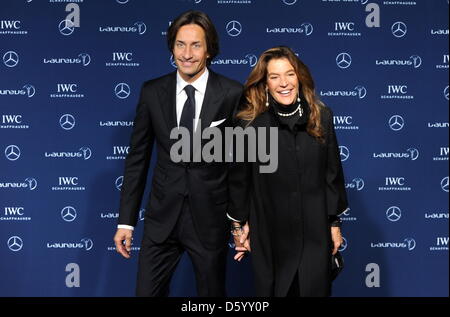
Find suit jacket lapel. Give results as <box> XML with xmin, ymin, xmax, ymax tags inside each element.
<box><xmin>158</xmin><ymin>71</ymin><xmax>177</xmax><ymax>132</ymax></box>
<box><xmin>199</xmin><ymin>70</ymin><xmax>226</xmax><ymax>130</ymax></box>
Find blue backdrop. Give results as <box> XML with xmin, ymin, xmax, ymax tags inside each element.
<box><xmin>0</xmin><ymin>0</ymin><xmax>448</xmax><ymax>297</ymax></box>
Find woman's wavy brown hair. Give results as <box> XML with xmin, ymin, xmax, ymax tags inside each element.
<box><xmin>237</xmin><ymin>46</ymin><xmax>324</xmax><ymax>142</ymax></box>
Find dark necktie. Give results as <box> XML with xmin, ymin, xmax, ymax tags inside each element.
<box><xmin>180</xmin><ymin>85</ymin><xmax>196</xmax><ymax>135</ymax></box>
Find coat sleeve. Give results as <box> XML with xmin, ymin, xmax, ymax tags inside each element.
<box><xmin>227</xmin><ymin>95</ymin><xmax>251</xmax><ymax>223</ymax></box>
<box><xmin>324</xmin><ymin>107</ymin><xmax>349</xmax><ymax>216</ymax></box>
<box><xmin>118</xmin><ymin>83</ymin><xmax>155</xmax><ymax>227</ymax></box>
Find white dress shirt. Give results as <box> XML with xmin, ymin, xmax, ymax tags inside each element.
<box><xmin>176</xmin><ymin>68</ymin><xmax>209</xmax><ymax>130</ymax></box>
<box><xmin>118</xmin><ymin>69</ymin><xmax>210</xmax><ymax>231</ymax></box>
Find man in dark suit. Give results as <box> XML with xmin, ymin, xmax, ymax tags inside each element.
<box><xmin>113</xmin><ymin>10</ymin><xmax>243</xmax><ymax>297</ymax></box>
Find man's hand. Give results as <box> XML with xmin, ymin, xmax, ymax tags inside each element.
<box><xmin>331</xmin><ymin>227</ymin><xmax>343</xmax><ymax>255</ymax></box>
<box><xmin>114</xmin><ymin>228</ymin><xmax>133</xmax><ymax>259</ymax></box>
<box><xmin>233</xmin><ymin>222</ymin><xmax>250</xmax><ymax>262</ymax></box>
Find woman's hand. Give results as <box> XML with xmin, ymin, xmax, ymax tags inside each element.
<box><xmin>233</xmin><ymin>222</ymin><xmax>251</xmax><ymax>262</ymax></box>
<box><xmin>331</xmin><ymin>227</ymin><xmax>343</xmax><ymax>255</ymax></box>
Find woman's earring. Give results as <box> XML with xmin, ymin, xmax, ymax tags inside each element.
<box><xmin>265</xmin><ymin>88</ymin><xmax>269</xmax><ymax>107</ymax></box>
<box><xmin>297</xmin><ymin>91</ymin><xmax>301</xmax><ymax>103</ymax></box>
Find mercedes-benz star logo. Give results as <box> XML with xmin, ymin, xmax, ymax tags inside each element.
<box><xmin>170</xmin><ymin>55</ymin><xmax>177</xmax><ymax>68</ymax></box>
<box><xmin>7</xmin><ymin>236</ymin><xmax>23</xmax><ymax>252</ymax></box>
<box><xmin>282</xmin><ymin>0</ymin><xmax>298</xmax><ymax>5</ymax></box>
<box><xmin>60</xmin><ymin>114</ymin><xmax>76</xmax><ymax>130</ymax></box>
<box><xmin>339</xmin><ymin>146</ymin><xmax>350</xmax><ymax>162</ymax></box>
<box><xmin>61</xmin><ymin>206</ymin><xmax>77</xmax><ymax>222</ymax></box>
<box><xmin>336</xmin><ymin>53</ymin><xmax>352</xmax><ymax>69</ymax></box>
<box><xmin>441</xmin><ymin>176</ymin><xmax>449</xmax><ymax>193</ymax></box>
<box><xmin>115</xmin><ymin>83</ymin><xmax>131</xmax><ymax>99</ymax></box>
<box><xmin>116</xmin><ymin>176</ymin><xmax>124</xmax><ymax>191</ymax></box>
<box><xmin>342</xmin><ymin>208</ymin><xmax>351</xmax><ymax>217</ymax></box>
<box><xmin>5</xmin><ymin>145</ymin><xmax>21</xmax><ymax>161</ymax></box>
<box><xmin>3</xmin><ymin>51</ymin><xmax>19</xmax><ymax>67</ymax></box>
<box><xmin>139</xmin><ymin>208</ymin><xmax>146</xmax><ymax>221</ymax></box>
<box><xmin>389</xmin><ymin>115</ymin><xmax>405</xmax><ymax>131</ymax></box>
<box><xmin>338</xmin><ymin>237</ymin><xmax>347</xmax><ymax>252</ymax></box>
<box><xmin>226</xmin><ymin>21</ymin><xmax>242</xmax><ymax>37</ymax></box>
<box><xmin>391</xmin><ymin>22</ymin><xmax>407</xmax><ymax>38</ymax></box>
<box><xmin>59</xmin><ymin>19</ymin><xmax>75</xmax><ymax>36</ymax></box>
<box><xmin>386</xmin><ymin>206</ymin><xmax>402</xmax><ymax>222</ymax></box>
<box><xmin>444</xmin><ymin>86</ymin><xmax>449</xmax><ymax>101</ymax></box>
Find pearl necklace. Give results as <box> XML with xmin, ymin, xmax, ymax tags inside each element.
<box><xmin>277</xmin><ymin>103</ymin><xmax>303</xmax><ymax>117</ymax></box>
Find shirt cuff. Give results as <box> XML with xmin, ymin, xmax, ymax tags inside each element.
<box><xmin>118</xmin><ymin>224</ymin><xmax>134</xmax><ymax>231</ymax></box>
<box><xmin>226</xmin><ymin>213</ymin><xmax>242</xmax><ymax>223</ymax></box>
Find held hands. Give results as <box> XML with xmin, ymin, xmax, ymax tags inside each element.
<box><xmin>232</xmin><ymin>221</ymin><xmax>251</xmax><ymax>262</ymax></box>
<box><xmin>232</xmin><ymin>223</ymin><xmax>343</xmax><ymax>262</ymax></box>
<box><xmin>113</xmin><ymin>228</ymin><xmax>133</xmax><ymax>259</ymax></box>
<box><xmin>331</xmin><ymin>227</ymin><xmax>343</xmax><ymax>255</ymax></box>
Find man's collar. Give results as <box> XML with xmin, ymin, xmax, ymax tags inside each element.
<box><xmin>176</xmin><ymin>68</ymin><xmax>209</xmax><ymax>95</ymax></box>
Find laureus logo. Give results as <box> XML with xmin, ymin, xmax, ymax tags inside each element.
<box><xmin>79</xmin><ymin>147</ymin><xmax>92</xmax><ymax>160</ymax></box>
<box><xmin>25</xmin><ymin>178</ymin><xmax>38</xmax><ymax>190</ymax></box>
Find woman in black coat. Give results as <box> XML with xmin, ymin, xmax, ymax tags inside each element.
<box><xmin>228</xmin><ymin>47</ymin><xmax>349</xmax><ymax>297</ymax></box>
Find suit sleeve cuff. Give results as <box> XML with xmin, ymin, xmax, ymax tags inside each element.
<box><xmin>118</xmin><ymin>224</ymin><xmax>134</xmax><ymax>231</ymax></box>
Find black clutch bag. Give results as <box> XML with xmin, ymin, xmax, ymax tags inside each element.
<box><xmin>331</xmin><ymin>251</ymin><xmax>344</xmax><ymax>281</ymax></box>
